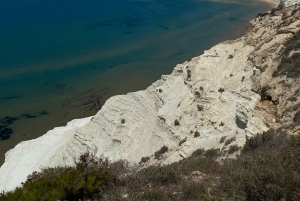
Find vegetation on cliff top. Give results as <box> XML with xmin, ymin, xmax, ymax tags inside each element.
<box><xmin>1</xmin><ymin>129</ymin><xmax>300</xmax><ymax>201</ymax></box>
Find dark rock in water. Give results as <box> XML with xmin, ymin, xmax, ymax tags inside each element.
<box><xmin>235</xmin><ymin>116</ymin><xmax>247</xmax><ymax>129</ymax></box>
<box><xmin>21</xmin><ymin>114</ymin><xmax>37</xmax><ymax>119</ymax></box>
<box><xmin>39</xmin><ymin>111</ymin><xmax>49</xmax><ymax>116</ymax></box>
<box><xmin>0</xmin><ymin>128</ymin><xmax>13</xmax><ymax>140</ymax></box>
<box><xmin>0</xmin><ymin>116</ymin><xmax>18</xmax><ymax>126</ymax></box>
<box><xmin>1</xmin><ymin>128</ymin><xmax>13</xmax><ymax>135</ymax></box>
<box><xmin>1</xmin><ymin>135</ymin><xmax>10</xmax><ymax>140</ymax></box>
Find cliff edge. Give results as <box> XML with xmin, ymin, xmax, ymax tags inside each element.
<box><xmin>1</xmin><ymin>1</ymin><xmax>300</xmax><ymax>193</ymax></box>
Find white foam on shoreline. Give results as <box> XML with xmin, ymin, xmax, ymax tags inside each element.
<box><xmin>0</xmin><ymin>116</ymin><xmax>92</xmax><ymax>193</ymax></box>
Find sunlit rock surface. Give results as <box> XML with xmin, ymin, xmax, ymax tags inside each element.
<box><xmin>1</xmin><ymin>2</ymin><xmax>300</xmax><ymax>193</ymax></box>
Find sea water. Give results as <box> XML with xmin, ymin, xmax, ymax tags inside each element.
<box><xmin>0</xmin><ymin>0</ymin><xmax>268</xmax><ymax>165</ymax></box>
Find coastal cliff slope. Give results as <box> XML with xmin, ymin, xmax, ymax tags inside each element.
<box><xmin>49</xmin><ymin>40</ymin><xmax>265</xmax><ymax>166</ymax></box>
<box><xmin>48</xmin><ymin>3</ymin><xmax>300</xmax><ymax>167</ymax></box>
<box><xmin>1</xmin><ymin>2</ymin><xmax>300</xmax><ymax>192</ymax></box>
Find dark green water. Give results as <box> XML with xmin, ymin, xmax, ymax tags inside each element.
<box><xmin>0</xmin><ymin>0</ymin><xmax>268</xmax><ymax>165</ymax></box>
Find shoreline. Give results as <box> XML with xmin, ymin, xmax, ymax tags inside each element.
<box><xmin>259</xmin><ymin>0</ymin><xmax>277</xmax><ymax>9</ymax></box>
<box><xmin>243</xmin><ymin>0</ymin><xmax>276</xmax><ymax>35</ymax></box>
<box><xmin>0</xmin><ymin>0</ymin><xmax>288</xmax><ymax>192</ymax></box>
<box><xmin>0</xmin><ymin>0</ymin><xmax>270</xmax><ymax>167</ymax></box>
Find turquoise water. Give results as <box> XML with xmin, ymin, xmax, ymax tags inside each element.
<box><xmin>0</xmin><ymin>0</ymin><xmax>268</xmax><ymax>164</ymax></box>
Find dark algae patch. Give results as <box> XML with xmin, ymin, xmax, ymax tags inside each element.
<box><xmin>0</xmin><ymin>112</ymin><xmax>50</xmax><ymax>140</ymax></box>
<box><xmin>0</xmin><ymin>128</ymin><xmax>13</xmax><ymax>140</ymax></box>
<box><xmin>0</xmin><ymin>116</ymin><xmax>18</xmax><ymax>140</ymax></box>
<box><xmin>0</xmin><ymin>116</ymin><xmax>18</xmax><ymax>126</ymax></box>
<box><xmin>21</xmin><ymin>114</ymin><xmax>37</xmax><ymax>119</ymax></box>
<box><xmin>39</xmin><ymin>111</ymin><xmax>49</xmax><ymax>115</ymax></box>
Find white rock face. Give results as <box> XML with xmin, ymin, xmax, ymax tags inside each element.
<box><xmin>266</xmin><ymin>0</ymin><xmax>300</xmax><ymax>7</ymax></box>
<box><xmin>0</xmin><ymin>34</ymin><xmax>269</xmax><ymax>194</ymax></box>
<box><xmin>5</xmin><ymin>2</ymin><xmax>300</xmax><ymax>192</ymax></box>
<box><xmin>48</xmin><ymin>40</ymin><xmax>268</xmax><ymax>168</ymax></box>
<box><xmin>0</xmin><ymin>117</ymin><xmax>92</xmax><ymax>192</ymax></box>
<box><xmin>0</xmin><ymin>37</ymin><xmax>271</xmax><ymax>194</ymax></box>
<box><xmin>283</xmin><ymin>0</ymin><xmax>299</xmax><ymax>7</ymax></box>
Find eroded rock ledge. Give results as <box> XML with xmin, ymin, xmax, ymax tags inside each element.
<box><xmin>1</xmin><ymin>3</ymin><xmax>300</xmax><ymax>193</ymax></box>
<box><xmin>49</xmin><ymin>5</ymin><xmax>300</xmax><ymax>167</ymax></box>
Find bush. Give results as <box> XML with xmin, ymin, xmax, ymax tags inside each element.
<box><xmin>216</xmin><ymin>130</ymin><xmax>299</xmax><ymax>200</ymax></box>
<box><xmin>197</xmin><ymin>104</ymin><xmax>204</xmax><ymax>111</ymax></box>
<box><xmin>194</xmin><ymin>131</ymin><xmax>200</xmax><ymax>138</ymax></box>
<box><xmin>194</xmin><ymin>91</ymin><xmax>201</xmax><ymax>98</ymax></box>
<box><xmin>242</xmin><ymin>129</ymin><xmax>281</xmax><ymax>153</ymax></box>
<box><xmin>154</xmin><ymin>145</ymin><xmax>168</xmax><ymax>160</ymax></box>
<box><xmin>140</xmin><ymin>156</ymin><xmax>150</xmax><ymax>164</ymax></box>
<box><xmin>138</xmin><ymin>165</ymin><xmax>180</xmax><ymax>185</ymax></box>
<box><xmin>1</xmin><ymin>153</ymin><xmax>117</xmax><ymax>201</ymax></box>
<box><xmin>228</xmin><ymin>145</ymin><xmax>239</xmax><ymax>154</ymax></box>
<box><xmin>204</xmin><ymin>148</ymin><xmax>220</xmax><ymax>159</ymax></box>
<box><xmin>179</xmin><ymin>138</ymin><xmax>187</xmax><ymax>146</ymax></box>
<box><xmin>191</xmin><ymin>149</ymin><xmax>205</xmax><ymax>157</ymax></box>
<box><xmin>139</xmin><ymin>190</ymin><xmax>164</xmax><ymax>201</ymax></box>
<box><xmin>218</xmin><ymin>87</ymin><xmax>225</xmax><ymax>93</ymax></box>
<box><xmin>219</xmin><ymin>136</ymin><xmax>226</xmax><ymax>144</ymax></box>
<box><xmin>4</xmin><ymin>130</ymin><xmax>300</xmax><ymax>201</ymax></box>
<box><xmin>224</xmin><ymin>137</ymin><xmax>236</xmax><ymax>146</ymax></box>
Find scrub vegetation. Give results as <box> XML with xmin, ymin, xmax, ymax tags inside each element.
<box><xmin>1</xmin><ymin>129</ymin><xmax>300</xmax><ymax>201</ymax></box>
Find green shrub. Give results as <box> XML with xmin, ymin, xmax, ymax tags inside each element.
<box><xmin>4</xmin><ymin>130</ymin><xmax>300</xmax><ymax>201</ymax></box>
<box><xmin>197</xmin><ymin>104</ymin><xmax>204</xmax><ymax>111</ymax></box>
<box><xmin>219</xmin><ymin>136</ymin><xmax>226</xmax><ymax>144</ymax></box>
<box><xmin>0</xmin><ymin>153</ymin><xmax>117</xmax><ymax>201</ymax></box>
<box><xmin>138</xmin><ymin>165</ymin><xmax>180</xmax><ymax>185</ymax></box>
<box><xmin>140</xmin><ymin>156</ymin><xmax>150</xmax><ymax>164</ymax></box>
<box><xmin>174</xmin><ymin>119</ymin><xmax>180</xmax><ymax>126</ymax></box>
<box><xmin>224</xmin><ymin>137</ymin><xmax>236</xmax><ymax>146</ymax></box>
<box><xmin>139</xmin><ymin>190</ymin><xmax>164</xmax><ymax>201</ymax></box>
<box><xmin>191</xmin><ymin>148</ymin><xmax>205</xmax><ymax>157</ymax></box>
<box><xmin>154</xmin><ymin>145</ymin><xmax>168</xmax><ymax>160</ymax></box>
<box><xmin>194</xmin><ymin>131</ymin><xmax>200</xmax><ymax>137</ymax></box>
<box><xmin>216</xmin><ymin>131</ymin><xmax>300</xmax><ymax>201</ymax></box>
<box><xmin>228</xmin><ymin>145</ymin><xmax>239</xmax><ymax>154</ymax></box>
<box><xmin>218</xmin><ymin>87</ymin><xmax>225</xmax><ymax>93</ymax></box>
<box><xmin>203</xmin><ymin>148</ymin><xmax>220</xmax><ymax>159</ymax></box>
<box><xmin>179</xmin><ymin>138</ymin><xmax>187</xmax><ymax>146</ymax></box>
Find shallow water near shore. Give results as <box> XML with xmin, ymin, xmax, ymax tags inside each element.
<box><xmin>0</xmin><ymin>0</ymin><xmax>268</xmax><ymax>165</ymax></box>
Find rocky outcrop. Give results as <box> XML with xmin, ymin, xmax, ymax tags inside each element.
<box><xmin>266</xmin><ymin>0</ymin><xmax>299</xmax><ymax>7</ymax></box>
<box><xmin>0</xmin><ymin>117</ymin><xmax>92</xmax><ymax>192</ymax></box>
<box><xmin>1</xmin><ymin>2</ymin><xmax>300</xmax><ymax>193</ymax></box>
<box><xmin>49</xmin><ymin>39</ymin><xmax>266</xmax><ymax>167</ymax></box>
<box><xmin>248</xmin><ymin>4</ymin><xmax>300</xmax><ymax>134</ymax></box>
<box><xmin>48</xmin><ymin>4</ymin><xmax>300</xmax><ymax>169</ymax></box>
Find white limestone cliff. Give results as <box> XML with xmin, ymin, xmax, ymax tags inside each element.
<box><xmin>0</xmin><ymin>117</ymin><xmax>92</xmax><ymax>192</ymax></box>
<box><xmin>48</xmin><ymin>40</ymin><xmax>267</xmax><ymax>168</ymax></box>
<box><xmin>1</xmin><ymin>1</ymin><xmax>300</xmax><ymax>193</ymax></box>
